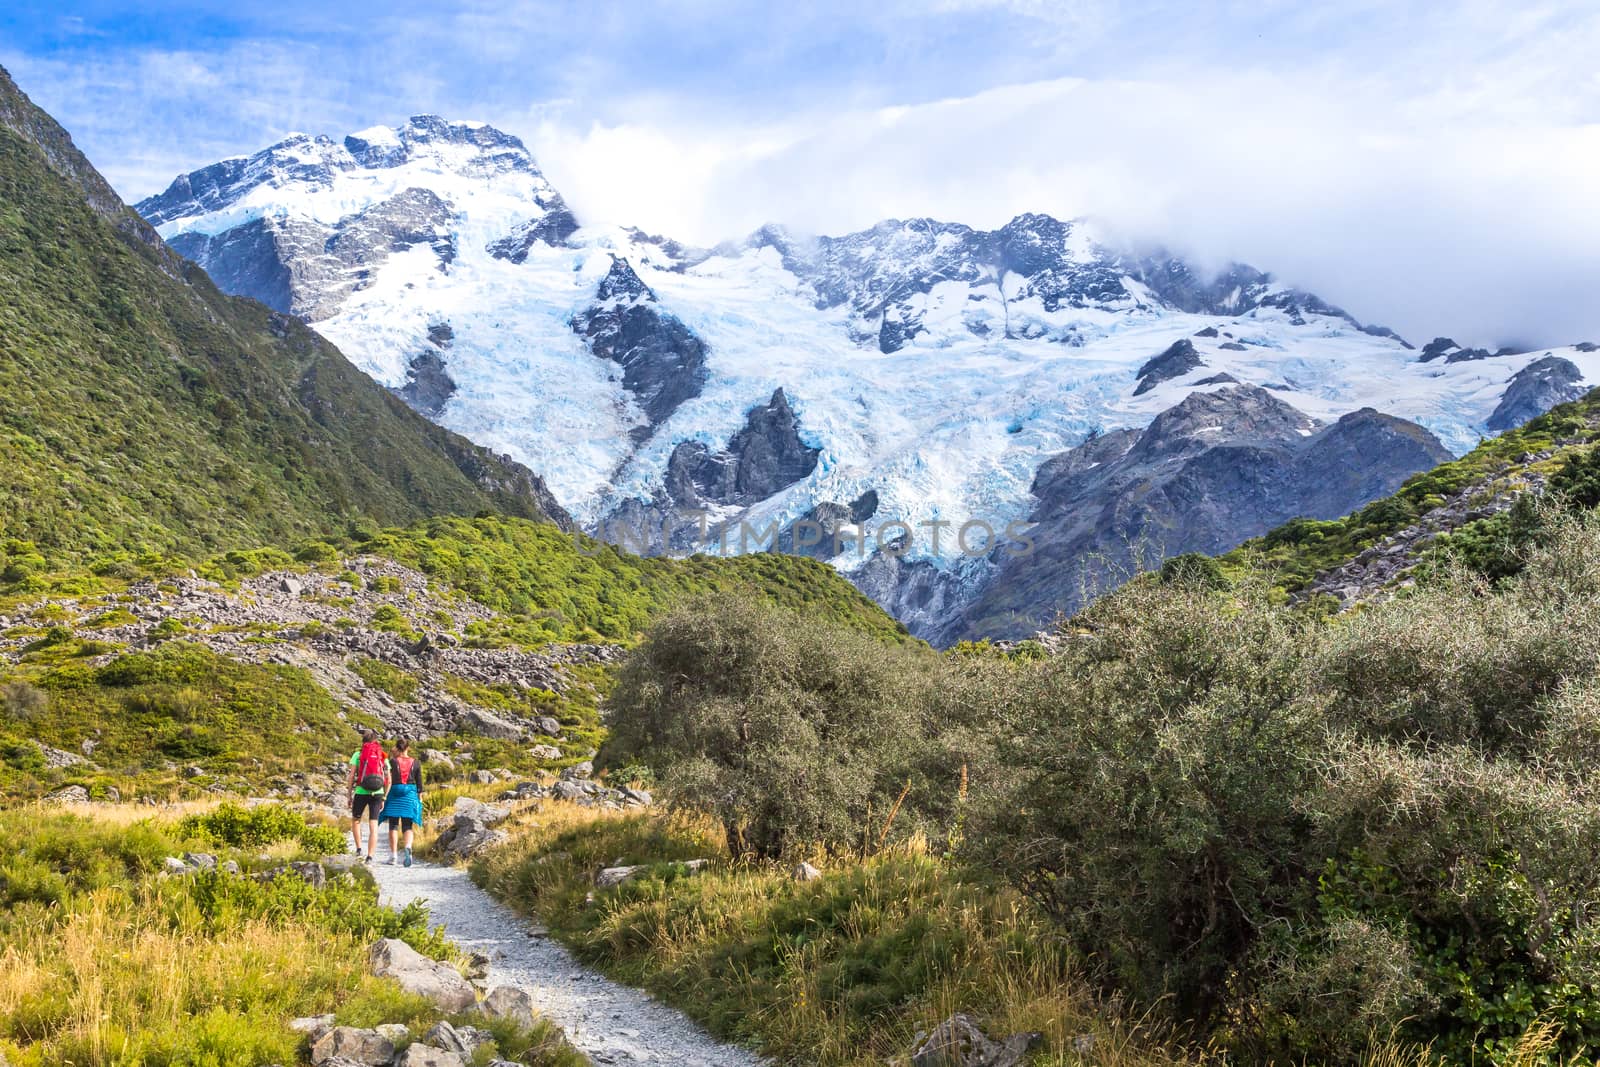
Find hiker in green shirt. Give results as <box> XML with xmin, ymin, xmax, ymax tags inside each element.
<box><xmin>346</xmin><ymin>729</ymin><xmax>391</xmax><ymax>863</ymax></box>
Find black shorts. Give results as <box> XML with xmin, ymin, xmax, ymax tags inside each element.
<box><xmin>386</xmin><ymin>816</ymin><xmax>415</xmax><ymax>831</ymax></box>
<box><xmin>351</xmin><ymin>793</ymin><xmax>383</xmax><ymax>820</ymax></box>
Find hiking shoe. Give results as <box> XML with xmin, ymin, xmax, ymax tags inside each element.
<box><xmin>387</xmin><ymin>855</ymin><xmax>398</xmax><ymax>866</ymax></box>
<box><xmin>363</xmin><ymin>855</ymin><xmax>373</xmax><ymax>865</ymax></box>
<box><xmin>403</xmin><ymin>847</ymin><xmax>413</xmax><ymax>868</ymax></box>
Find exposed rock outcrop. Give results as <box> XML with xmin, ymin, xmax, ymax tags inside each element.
<box><xmin>665</xmin><ymin>389</ymin><xmax>821</xmax><ymax>509</ymax></box>
<box><xmin>170</xmin><ymin>188</ymin><xmax>456</xmax><ymax>319</ymax></box>
<box><xmin>369</xmin><ymin>938</ymin><xmax>477</xmax><ymax>1012</ymax></box>
<box><xmin>952</xmin><ymin>386</ymin><xmax>1452</xmax><ymax>642</ymax></box>
<box><xmin>572</xmin><ymin>257</ymin><xmax>707</xmax><ymax>436</ymax></box>
<box><xmin>1133</xmin><ymin>338</ymin><xmax>1205</xmax><ymax>395</ymax></box>
<box><xmin>1487</xmin><ymin>356</ymin><xmax>1586</xmax><ymax>432</ymax></box>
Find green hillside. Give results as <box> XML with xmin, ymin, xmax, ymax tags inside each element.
<box><xmin>1219</xmin><ymin>389</ymin><xmax>1600</xmax><ymax>593</ymax></box>
<box><xmin>0</xmin><ymin>66</ymin><xmax>568</xmax><ymax>572</ymax></box>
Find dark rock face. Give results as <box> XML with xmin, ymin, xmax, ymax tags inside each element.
<box><xmin>485</xmin><ymin>198</ymin><xmax>580</xmax><ymax>261</ymax></box>
<box><xmin>1487</xmin><ymin>356</ymin><xmax>1587</xmax><ymax>432</ymax></box>
<box><xmin>949</xmin><ymin>385</ymin><xmax>1452</xmax><ymax>643</ymax></box>
<box><xmin>1418</xmin><ymin>336</ymin><xmax>1494</xmax><ymax>364</ymax></box>
<box><xmin>594</xmin><ymin>389</ymin><xmax>823</xmax><ymax>556</ymax></box>
<box><xmin>165</xmin><ymin>187</ymin><xmax>456</xmax><ymax>319</ymax></box>
<box><xmin>1134</xmin><ymin>338</ymin><xmax>1205</xmax><ymax>395</ymax></box>
<box><xmin>665</xmin><ymin>389</ymin><xmax>820</xmax><ymax>508</ymax></box>
<box><xmin>168</xmin><ymin>221</ymin><xmax>299</xmax><ymax>313</ymax></box>
<box><xmin>572</xmin><ymin>257</ymin><xmax>707</xmax><ymax>435</ymax></box>
<box><xmin>396</xmin><ymin>349</ymin><xmax>457</xmax><ymax>418</ymax></box>
<box><xmin>1360</xmin><ymin>323</ymin><xmax>1414</xmax><ymax>348</ymax></box>
<box><xmin>758</xmin><ymin>490</ymin><xmax>880</xmax><ymax>560</ymax></box>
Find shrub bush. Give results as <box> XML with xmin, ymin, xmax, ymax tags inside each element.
<box><xmin>605</xmin><ymin>595</ymin><xmax>960</xmax><ymax>860</ymax></box>
<box><xmin>178</xmin><ymin>802</ymin><xmax>346</xmax><ymax>854</ymax></box>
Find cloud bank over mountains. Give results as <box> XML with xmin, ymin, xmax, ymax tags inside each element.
<box><xmin>4</xmin><ymin>0</ymin><xmax>1597</xmax><ymax>347</ymax></box>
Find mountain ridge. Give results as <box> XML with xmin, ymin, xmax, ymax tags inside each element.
<box><xmin>130</xmin><ymin>111</ymin><xmax>1600</xmax><ymax>641</ymax></box>
<box><xmin>0</xmin><ymin>68</ymin><xmax>572</xmax><ymax>568</ymax></box>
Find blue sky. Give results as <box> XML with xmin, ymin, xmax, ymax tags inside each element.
<box><xmin>3</xmin><ymin>1</ymin><xmax>1599</xmax><ymax>346</ymax></box>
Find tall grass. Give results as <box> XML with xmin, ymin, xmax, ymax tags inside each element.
<box><xmin>474</xmin><ymin>804</ymin><xmax>1199</xmax><ymax>1066</ymax></box>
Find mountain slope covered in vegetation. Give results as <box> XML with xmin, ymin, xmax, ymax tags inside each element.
<box><xmin>0</xmin><ymin>66</ymin><xmax>569</xmax><ymax>572</ymax></box>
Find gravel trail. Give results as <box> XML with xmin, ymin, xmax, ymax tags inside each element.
<box><xmin>373</xmin><ymin>858</ymin><xmax>765</xmax><ymax>1066</ymax></box>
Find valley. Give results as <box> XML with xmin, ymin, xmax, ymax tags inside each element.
<box><xmin>3</xmin><ymin>40</ymin><xmax>1600</xmax><ymax>1067</ymax></box>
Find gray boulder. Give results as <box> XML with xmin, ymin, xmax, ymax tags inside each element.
<box><xmin>289</xmin><ymin>1014</ymin><xmax>335</xmax><ymax>1040</ymax></box>
<box><xmin>911</xmin><ymin>1014</ymin><xmax>1042</xmax><ymax>1067</ymax></box>
<box><xmin>374</xmin><ymin>1023</ymin><xmax>410</xmax><ymax>1045</ymax></box>
<box><xmin>792</xmin><ymin>862</ymin><xmax>823</xmax><ymax>882</ymax></box>
<box><xmin>368</xmin><ymin>938</ymin><xmax>477</xmax><ymax>1012</ymax></box>
<box><xmin>393</xmin><ymin>1046</ymin><xmax>465</xmax><ymax>1067</ymax></box>
<box><xmin>477</xmin><ymin>984</ymin><xmax>536</xmax><ymax>1028</ymax></box>
<box><xmin>258</xmin><ymin>861</ymin><xmax>327</xmax><ymax>889</ymax></box>
<box><xmin>458</xmin><ymin>707</ymin><xmax>525</xmax><ymax>741</ymax></box>
<box><xmin>44</xmin><ymin>784</ymin><xmax>91</xmax><ymax>805</ymax></box>
<box><xmin>532</xmin><ymin>716</ymin><xmax>562</xmax><ymax>737</ymax></box>
<box><xmin>423</xmin><ymin>1020</ymin><xmax>492</xmax><ymax>1057</ymax></box>
<box><xmin>551</xmin><ymin>779</ymin><xmax>587</xmax><ymax>801</ymax></box>
<box><xmin>434</xmin><ymin>797</ymin><xmax>512</xmax><ymax>860</ymax></box>
<box><xmin>309</xmin><ymin>1026</ymin><xmax>394</xmax><ymax>1066</ymax></box>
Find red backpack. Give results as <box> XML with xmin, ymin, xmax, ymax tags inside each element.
<box><xmin>356</xmin><ymin>741</ymin><xmax>387</xmax><ymax>792</ymax></box>
<box><xmin>391</xmin><ymin>756</ymin><xmax>415</xmax><ymax>786</ymax></box>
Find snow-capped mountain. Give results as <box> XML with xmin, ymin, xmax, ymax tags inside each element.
<box><xmin>137</xmin><ymin>116</ymin><xmax>1600</xmax><ymax>641</ymax></box>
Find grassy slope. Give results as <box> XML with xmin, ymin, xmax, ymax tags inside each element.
<box><xmin>340</xmin><ymin>515</ymin><xmax>911</xmax><ymax>645</ymax></box>
<box><xmin>1218</xmin><ymin>390</ymin><xmax>1600</xmax><ymax>592</ymax></box>
<box><xmin>0</xmin><ymin>516</ymin><xmax>906</xmax><ymax>800</ymax></box>
<box><xmin>0</xmin><ymin>66</ymin><xmax>566</xmax><ymax>571</ymax></box>
<box><xmin>0</xmin><ymin>806</ymin><xmax>584</xmax><ymax>1067</ymax></box>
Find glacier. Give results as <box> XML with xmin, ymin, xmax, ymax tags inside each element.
<box><xmin>136</xmin><ymin>115</ymin><xmax>1600</xmax><ymax>636</ymax></box>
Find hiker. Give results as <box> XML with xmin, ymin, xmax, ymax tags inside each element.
<box><xmin>382</xmin><ymin>738</ymin><xmax>424</xmax><ymax>867</ymax></box>
<box><xmin>346</xmin><ymin>729</ymin><xmax>390</xmax><ymax>863</ymax></box>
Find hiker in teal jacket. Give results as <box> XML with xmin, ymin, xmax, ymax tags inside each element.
<box><xmin>382</xmin><ymin>738</ymin><xmax>424</xmax><ymax>867</ymax></box>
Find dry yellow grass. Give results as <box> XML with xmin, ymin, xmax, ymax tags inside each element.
<box><xmin>0</xmin><ymin>886</ymin><xmax>431</xmax><ymax>1067</ymax></box>
<box><xmin>470</xmin><ymin>802</ymin><xmax>1519</xmax><ymax>1067</ymax></box>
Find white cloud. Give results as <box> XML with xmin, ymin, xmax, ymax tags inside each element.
<box><xmin>6</xmin><ymin>0</ymin><xmax>1598</xmax><ymax>349</ymax></box>
<box><xmin>526</xmin><ymin>67</ymin><xmax>1600</xmax><ymax>348</ymax></box>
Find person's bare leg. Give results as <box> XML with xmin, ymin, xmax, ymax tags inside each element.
<box><xmin>365</xmin><ymin>818</ymin><xmax>379</xmax><ymax>859</ymax></box>
<box><xmin>350</xmin><ymin>816</ymin><xmax>362</xmax><ymax>854</ymax></box>
<box><xmin>388</xmin><ymin>823</ymin><xmax>400</xmax><ymax>857</ymax></box>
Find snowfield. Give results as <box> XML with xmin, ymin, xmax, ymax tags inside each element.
<box><xmin>143</xmin><ymin>117</ymin><xmax>1600</xmax><ymax>585</ymax></box>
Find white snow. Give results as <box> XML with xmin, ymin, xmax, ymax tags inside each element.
<box><xmin>145</xmin><ymin>119</ymin><xmax>1600</xmax><ymax>582</ymax></box>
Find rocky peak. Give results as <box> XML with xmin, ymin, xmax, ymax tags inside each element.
<box><xmin>596</xmin><ymin>256</ymin><xmax>655</xmax><ymax>303</ymax></box>
<box><xmin>665</xmin><ymin>387</ymin><xmax>821</xmax><ymax>509</ymax></box>
<box><xmin>950</xmin><ymin>389</ymin><xmax>1449</xmax><ymax>644</ymax></box>
<box><xmin>1418</xmin><ymin>336</ymin><xmax>1495</xmax><ymax>364</ymax></box>
<box><xmin>1133</xmin><ymin>338</ymin><xmax>1205</xmax><ymax>395</ymax></box>
<box><xmin>1487</xmin><ymin>355</ymin><xmax>1587</xmax><ymax>432</ymax></box>
<box><xmin>138</xmin><ymin>116</ymin><xmax>541</xmax><ymax>227</ymax></box>
<box><xmin>1131</xmin><ymin>384</ymin><xmax>1318</xmax><ymax>462</ymax></box>
<box><xmin>572</xmin><ymin>257</ymin><xmax>706</xmax><ymax>434</ymax></box>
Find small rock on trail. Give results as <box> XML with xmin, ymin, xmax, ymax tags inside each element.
<box><xmin>372</xmin><ymin>859</ymin><xmax>764</xmax><ymax>1066</ymax></box>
